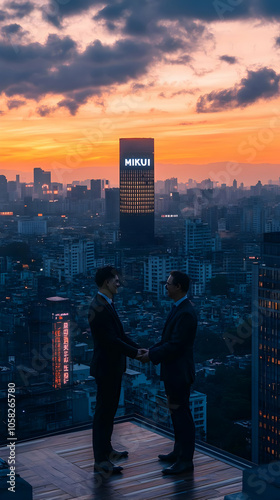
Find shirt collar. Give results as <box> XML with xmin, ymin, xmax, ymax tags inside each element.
<box><xmin>174</xmin><ymin>295</ymin><xmax>188</xmax><ymax>307</ymax></box>
<box><xmin>97</xmin><ymin>291</ymin><xmax>112</xmax><ymax>305</ymax></box>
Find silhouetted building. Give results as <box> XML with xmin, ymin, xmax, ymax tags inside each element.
<box><xmin>0</xmin><ymin>175</ymin><xmax>8</xmax><ymax>202</ymax></box>
<box><xmin>165</xmin><ymin>177</ymin><xmax>177</xmax><ymax>195</ymax></box>
<box><xmin>34</xmin><ymin>168</ymin><xmax>51</xmax><ymax>195</ymax></box>
<box><xmin>105</xmin><ymin>188</ymin><xmax>120</xmax><ymax>223</ymax></box>
<box><xmin>67</xmin><ymin>185</ymin><xmax>87</xmax><ymax>200</ymax></box>
<box><xmin>120</xmin><ymin>138</ymin><xmax>154</xmax><ymax>246</ymax></box>
<box><xmin>90</xmin><ymin>179</ymin><xmax>102</xmax><ymax>199</ymax></box>
<box><xmin>252</xmin><ymin>232</ymin><xmax>280</xmax><ymax>463</ymax></box>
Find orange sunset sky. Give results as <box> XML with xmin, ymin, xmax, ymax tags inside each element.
<box><xmin>1</xmin><ymin>0</ymin><xmax>280</xmax><ymax>186</ymax></box>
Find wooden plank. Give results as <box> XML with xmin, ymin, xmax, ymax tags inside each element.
<box><xmin>0</xmin><ymin>422</ymin><xmax>243</xmax><ymax>499</ymax></box>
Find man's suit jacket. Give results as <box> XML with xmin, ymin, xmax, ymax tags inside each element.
<box><xmin>149</xmin><ymin>298</ymin><xmax>197</xmax><ymax>388</ymax></box>
<box><xmin>88</xmin><ymin>294</ymin><xmax>139</xmax><ymax>379</ymax></box>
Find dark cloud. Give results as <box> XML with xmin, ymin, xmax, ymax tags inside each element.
<box><xmin>159</xmin><ymin>0</ymin><xmax>251</xmax><ymax>21</ymax></box>
<box><xmin>36</xmin><ymin>105</ymin><xmax>53</xmax><ymax>117</ymax></box>
<box><xmin>1</xmin><ymin>24</ymin><xmax>22</xmax><ymax>35</ymax></box>
<box><xmin>1</xmin><ymin>23</ymin><xmax>29</xmax><ymax>43</ymax></box>
<box><xmin>57</xmin><ymin>99</ymin><xmax>79</xmax><ymax>116</ymax></box>
<box><xmin>275</xmin><ymin>36</ymin><xmax>280</xmax><ymax>47</ymax></box>
<box><xmin>41</xmin><ymin>0</ymin><xmax>280</xmax><ymax>29</ymax></box>
<box><xmin>157</xmin><ymin>36</ymin><xmax>186</xmax><ymax>54</ymax></box>
<box><xmin>0</xmin><ymin>35</ymin><xmax>155</xmax><ymax>114</ymax></box>
<box><xmin>131</xmin><ymin>82</ymin><xmax>154</xmax><ymax>92</ymax></box>
<box><xmin>0</xmin><ymin>11</ymin><xmax>7</xmax><ymax>22</ymax></box>
<box><xmin>220</xmin><ymin>55</ymin><xmax>238</xmax><ymax>65</ymax></box>
<box><xmin>167</xmin><ymin>54</ymin><xmax>192</xmax><ymax>65</ymax></box>
<box><xmin>5</xmin><ymin>1</ymin><xmax>34</xmax><ymax>19</ymax></box>
<box><xmin>7</xmin><ymin>99</ymin><xmax>25</xmax><ymax>109</ymax></box>
<box><xmin>94</xmin><ymin>0</ymin><xmax>252</xmax><ymax>28</ymax></box>
<box><xmin>42</xmin><ymin>0</ymin><xmax>101</xmax><ymax>28</ymax></box>
<box><xmin>94</xmin><ymin>2</ymin><xmax>128</xmax><ymax>22</ymax></box>
<box><xmin>196</xmin><ymin>67</ymin><xmax>280</xmax><ymax>112</ymax></box>
<box><xmin>256</xmin><ymin>0</ymin><xmax>280</xmax><ymax>18</ymax></box>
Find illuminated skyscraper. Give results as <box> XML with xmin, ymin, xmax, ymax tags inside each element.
<box><xmin>119</xmin><ymin>138</ymin><xmax>154</xmax><ymax>245</ymax></box>
<box><xmin>47</xmin><ymin>297</ymin><xmax>71</xmax><ymax>389</ymax></box>
<box><xmin>252</xmin><ymin>233</ymin><xmax>280</xmax><ymax>463</ymax></box>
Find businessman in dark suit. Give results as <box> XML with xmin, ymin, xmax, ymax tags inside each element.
<box><xmin>88</xmin><ymin>266</ymin><xmax>143</xmax><ymax>475</ymax></box>
<box><xmin>141</xmin><ymin>271</ymin><xmax>197</xmax><ymax>475</ymax></box>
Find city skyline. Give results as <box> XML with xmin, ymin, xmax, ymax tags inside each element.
<box><xmin>1</xmin><ymin>1</ymin><xmax>280</xmax><ymax>184</ymax></box>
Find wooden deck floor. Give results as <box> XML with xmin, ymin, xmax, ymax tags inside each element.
<box><xmin>0</xmin><ymin>421</ymin><xmax>243</xmax><ymax>499</ymax></box>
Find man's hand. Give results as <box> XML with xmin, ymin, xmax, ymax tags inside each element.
<box><xmin>136</xmin><ymin>348</ymin><xmax>148</xmax><ymax>360</ymax></box>
<box><xmin>135</xmin><ymin>349</ymin><xmax>150</xmax><ymax>364</ymax></box>
<box><xmin>140</xmin><ymin>350</ymin><xmax>150</xmax><ymax>363</ymax></box>
<box><xmin>136</xmin><ymin>348</ymin><xmax>149</xmax><ymax>363</ymax></box>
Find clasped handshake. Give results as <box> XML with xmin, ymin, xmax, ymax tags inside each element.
<box><xmin>135</xmin><ymin>348</ymin><xmax>150</xmax><ymax>364</ymax></box>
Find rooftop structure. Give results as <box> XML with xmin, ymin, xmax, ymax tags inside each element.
<box><xmin>0</xmin><ymin>419</ymin><xmax>248</xmax><ymax>499</ymax></box>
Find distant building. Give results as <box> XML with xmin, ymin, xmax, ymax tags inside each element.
<box><xmin>90</xmin><ymin>179</ymin><xmax>102</xmax><ymax>199</ymax></box>
<box><xmin>63</xmin><ymin>238</ymin><xmax>95</xmax><ymax>279</ymax></box>
<box><xmin>164</xmin><ymin>177</ymin><xmax>178</xmax><ymax>195</ymax></box>
<box><xmin>252</xmin><ymin>233</ymin><xmax>280</xmax><ymax>463</ymax></box>
<box><xmin>34</xmin><ymin>168</ymin><xmax>51</xmax><ymax>195</ymax></box>
<box><xmin>67</xmin><ymin>185</ymin><xmax>87</xmax><ymax>200</ymax></box>
<box><xmin>47</xmin><ymin>297</ymin><xmax>71</xmax><ymax>389</ymax></box>
<box><xmin>120</xmin><ymin>138</ymin><xmax>154</xmax><ymax>246</ymax></box>
<box><xmin>105</xmin><ymin>188</ymin><xmax>120</xmax><ymax>223</ymax></box>
<box><xmin>0</xmin><ymin>175</ymin><xmax>8</xmax><ymax>203</ymax></box>
<box><xmin>101</xmin><ymin>179</ymin><xmax>110</xmax><ymax>198</ymax></box>
<box><xmin>144</xmin><ymin>254</ymin><xmax>186</xmax><ymax>298</ymax></box>
<box><xmin>18</xmin><ymin>217</ymin><xmax>48</xmax><ymax>235</ymax></box>
<box><xmin>185</xmin><ymin>219</ymin><xmax>212</xmax><ymax>256</ymax></box>
<box><xmin>186</xmin><ymin>256</ymin><xmax>212</xmax><ymax>296</ymax></box>
<box><xmin>242</xmin><ymin>203</ymin><xmax>265</xmax><ymax>234</ymax></box>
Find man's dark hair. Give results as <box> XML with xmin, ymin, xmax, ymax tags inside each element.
<box><xmin>95</xmin><ymin>265</ymin><xmax>117</xmax><ymax>288</ymax></box>
<box><xmin>170</xmin><ymin>270</ymin><xmax>190</xmax><ymax>292</ymax></box>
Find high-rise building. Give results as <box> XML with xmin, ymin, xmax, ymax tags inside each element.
<box><xmin>144</xmin><ymin>254</ymin><xmax>186</xmax><ymax>298</ymax></box>
<box><xmin>22</xmin><ymin>298</ymin><xmax>71</xmax><ymax>388</ymax></box>
<box><xmin>0</xmin><ymin>175</ymin><xmax>8</xmax><ymax>203</ymax></box>
<box><xmin>101</xmin><ymin>179</ymin><xmax>110</xmax><ymax>198</ymax></box>
<box><xmin>186</xmin><ymin>256</ymin><xmax>212</xmax><ymax>296</ymax></box>
<box><xmin>90</xmin><ymin>179</ymin><xmax>102</xmax><ymax>199</ymax></box>
<box><xmin>120</xmin><ymin>138</ymin><xmax>154</xmax><ymax>246</ymax></box>
<box><xmin>34</xmin><ymin>168</ymin><xmax>51</xmax><ymax>195</ymax></box>
<box><xmin>185</xmin><ymin>219</ymin><xmax>211</xmax><ymax>256</ymax></box>
<box><xmin>63</xmin><ymin>238</ymin><xmax>95</xmax><ymax>279</ymax></box>
<box><xmin>252</xmin><ymin>232</ymin><xmax>280</xmax><ymax>464</ymax></box>
<box><xmin>67</xmin><ymin>185</ymin><xmax>87</xmax><ymax>200</ymax></box>
<box><xmin>47</xmin><ymin>297</ymin><xmax>71</xmax><ymax>389</ymax></box>
<box><xmin>105</xmin><ymin>188</ymin><xmax>120</xmax><ymax>223</ymax></box>
<box><xmin>165</xmin><ymin>177</ymin><xmax>178</xmax><ymax>195</ymax></box>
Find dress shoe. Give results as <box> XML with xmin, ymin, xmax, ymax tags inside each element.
<box><xmin>158</xmin><ymin>452</ymin><xmax>177</xmax><ymax>463</ymax></box>
<box><xmin>162</xmin><ymin>460</ymin><xmax>194</xmax><ymax>475</ymax></box>
<box><xmin>94</xmin><ymin>460</ymin><xmax>123</xmax><ymax>475</ymax></box>
<box><xmin>108</xmin><ymin>449</ymin><xmax>129</xmax><ymax>461</ymax></box>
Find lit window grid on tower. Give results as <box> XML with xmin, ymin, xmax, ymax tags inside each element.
<box><xmin>120</xmin><ymin>169</ymin><xmax>154</xmax><ymax>214</ymax></box>
<box><xmin>257</xmin><ymin>266</ymin><xmax>280</xmax><ymax>463</ymax></box>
